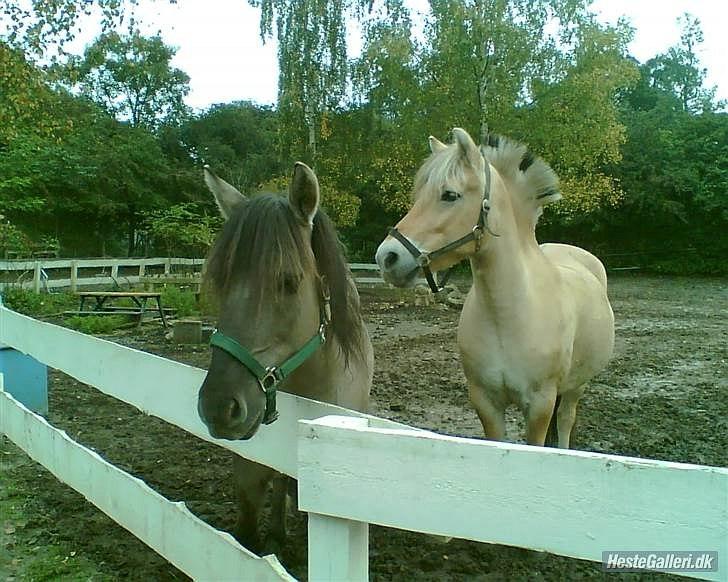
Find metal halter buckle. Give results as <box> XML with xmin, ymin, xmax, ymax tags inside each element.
<box><xmin>260</xmin><ymin>367</ymin><xmax>281</xmax><ymax>392</ymax></box>
<box><xmin>417</xmin><ymin>254</ymin><xmax>431</xmax><ymax>268</ymax></box>
<box><xmin>318</xmin><ymin>323</ymin><xmax>327</xmax><ymax>343</ymax></box>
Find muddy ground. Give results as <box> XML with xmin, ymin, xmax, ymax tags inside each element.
<box><xmin>2</xmin><ymin>274</ymin><xmax>727</xmax><ymax>581</ymax></box>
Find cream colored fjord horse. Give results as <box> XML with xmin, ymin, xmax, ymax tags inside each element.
<box><xmin>375</xmin><ymin>128</ymin><xmax>614</xmax><ymax>448</ymax></box>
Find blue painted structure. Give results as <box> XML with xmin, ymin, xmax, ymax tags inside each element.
<box><xmin>0</xmin><ymin>348</ymin><xmax>48</xmax><ymax>414</ymax></box>
<box><xmin>0</xmin><ymin>295</ymin><xmax>49</xmax><ymax>414</ymax></box>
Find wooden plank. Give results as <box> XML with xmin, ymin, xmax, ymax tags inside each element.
<box><xmin>0</xmin><ymin>259</ymin><xmax>73</xmax><ymax>270</ymax></box>
<box><xmin>308</xmin><ymin>514</ymin><xmax>368</xmax><ymax>582</ymax></box>
<box><xmin>0</xmin><ymin>306</ymin><xmax>419</xmax><ymax>478</ymax></box>
<box><xmin>76</xmin><ymin>292</ymin><xmax>161</xmax><ymax>298</ymax></box>
<box><xmin>70</xmin><ymin>260</ymin><xmax>78</xmax><ymax>293</ymax></box>
<box><xmin>33</xmin><ymin>262</ymin><xmax>41</xmax><ymax>293</ymax></box>
<box><xmin>0</xmin><ymin>383</ymin><xmax>293</xmax><ymax>581</ymax></box>
<box><xmin>298</xmin><ymin>416</ymin><xmax>728</xmax><ymax>581</ymax></box>
<box><xmin>307</xmin><ymin>417</ymin><xmax>369</xmax><ymax>582</ymax></box>
<box><xmin>170</xmin><ymin>258</ymin><xmax>205</xmax><ymax>266</ymax></box>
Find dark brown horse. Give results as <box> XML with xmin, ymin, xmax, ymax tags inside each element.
<box><xmin>198</xmin><ymin>162</ymin><xmax>373</xmax><ymax>553</ymax></box>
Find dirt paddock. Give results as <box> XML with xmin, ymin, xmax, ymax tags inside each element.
<box><xmin>2</xmin><ymin>274</ymin><xmax>726</xmax><ymax>580</ymax></box>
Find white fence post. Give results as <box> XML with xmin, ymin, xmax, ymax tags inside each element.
<box><xmin>111</xmin><ymin>262</ymin><xmax>119</xmax><ymax>280</ymax></box>
<box><xmin>302</xmin><ymin>416</ymin><xmax>370</xmax><ymax>582</ymax></box>
<box><xmin>308</xmin><ymin>514</ymin><xmax>368</xmax><ymax>582</ymax></box>
<box><xmin>33</xmin><ymin>262</ymin><xmax>41</xmax><ymax>293</ymax></box>
<box><xmin>70</xmin><ymin>260</ymin><xmax>78</xmax><ymax>293</ymax></box>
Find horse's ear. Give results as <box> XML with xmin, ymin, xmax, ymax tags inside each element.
<box><xmin>289</xmin><ymin>162</ymin><xmax>319</xmax><ymax>225</ymax></box>
<box><xmin>452</xmin><ymin>127</ymin><xmax>482</xmax><ymax>169</ymax></box>
<box><xmin>428</xmin><ymin>135</ymin><xmax>447</xmax><ymax>153</ymax></box>
<box><xmin>204</xmin><ymin>165</ymin><xmax>246</xmax><ymax>220</ymax></box>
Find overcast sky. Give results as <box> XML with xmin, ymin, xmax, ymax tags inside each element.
<box><xmin>61</xmin><ymin>0</ymin><xmax>728</xmax><ymax>111</ymax></box>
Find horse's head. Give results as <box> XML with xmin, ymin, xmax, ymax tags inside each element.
<box><xmin>376</xmin><ymin>127</ymin><xmax>561</xmax><ymax>288</ymax></box>
<box><xmin>197</xmin><ymin>163</ymin><xmax>326</xmax><ymax>440</ymax></box>
<box><xmin>376</xmin><ymin>128</ymin><xmax>494</xmax><ymax>287</ymax></box>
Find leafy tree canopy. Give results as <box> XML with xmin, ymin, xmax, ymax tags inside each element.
<box><xmin>61</xmin><ymin>30</ymin><xmax>191</xmax><ymax>130</ymax></box>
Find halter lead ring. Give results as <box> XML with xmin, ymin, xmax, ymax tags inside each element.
<box><xmin>388</xmin><ymin>148</ymin><xmax>495</xmax><ymax>293</ymax></box>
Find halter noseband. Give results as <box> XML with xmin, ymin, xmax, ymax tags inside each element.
<box><xmin>388</xmin><ymin>148</ymin><xmax>495</xmax><ymax>293</ymax></box>
<box><xmin>209</xmin><ymin>285</ymin><xmax>331</xmax><ymax>425</ymax></box>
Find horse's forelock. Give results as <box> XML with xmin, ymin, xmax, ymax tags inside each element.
<box><xmin>204</xmin><ymin>193</ymin><xmax>363</xmax><ymax>364</ymax></box>
<box><xmin>204</xmin><ymin>194</ymin><xmax>310</xmax><ymax>302</ymax></box>
<box><xmin>414</xmin><ymin>146</ymin><xmax>472</xmax><ymax>199</ymax></box>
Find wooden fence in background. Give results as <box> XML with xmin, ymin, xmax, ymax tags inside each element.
<box><xmin>0</xmin><ymin>258</ymin><xmax>386</xmax><ymax>292</ymax></box>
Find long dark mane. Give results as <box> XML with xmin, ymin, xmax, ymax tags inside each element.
<box><xmin>204</xmin><ymin>193</ymin><xmax>363</xmax><ymax>363</ymax></box>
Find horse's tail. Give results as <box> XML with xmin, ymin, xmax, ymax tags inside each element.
<box><xmin>545</xmin><ymin>395</ymin><xmax>561</xmax><ymax>447</ymax></box>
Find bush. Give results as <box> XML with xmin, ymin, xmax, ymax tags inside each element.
<box><xmin>65</xmin><ymin>315</ymin><xmax>127</xmax><ymax>334</ymax></box>
<box><xmin>1</xmin><ymin>288</ymin><xmax>76</xmax><ymax>316</ymax></box>
<box><xmin>161</xmin><ymin>286</ymin><xmax>198</xmax><ymax>317</ymax></box>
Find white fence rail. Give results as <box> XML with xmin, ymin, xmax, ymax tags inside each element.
<box><xmin>0</xmin><ymin>257</ymin><xmax>204</xmax><ymax>292</ymax></box>
<box><xmin>0</xmin><ymin>257</ymin><xmax>384</xmax><ymax>291</ymax></box>
<box><xmin>299</xmin><ymin>416</ymin><xmax>728</xmax><ymax>581</ymax></box>
<box><xmin>0</xmin><ymin>303</ymin><xmax>726</xmax><ymax>580</ymax></box>
<box><xmin>0</xmin><ymin>305</ymin><xmax>416</xmax><ymax>580</ymax></box>
<box><xmin>0</xmin><ymin>383</ymin><xmax>292</xmax><ymax>581</ymax></box>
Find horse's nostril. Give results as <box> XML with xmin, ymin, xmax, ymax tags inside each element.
<box><xmin>227</xmin><ymin>398</ymin><xmax>242</xmax><ymax>422</ymax></box>
<box><xmin>384</xmin><ymin>252</ymin><xmax>399</xmax><ymax>269</ymax></box>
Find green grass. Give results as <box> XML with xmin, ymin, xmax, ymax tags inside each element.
<box><xmin>160</xmin><ymin>286</ymin><xmax>198</xmax><ymax>317</ymax></box>
<box><xmin>0</xmin><ymin>444</ymin><xmax>115</xmax><ymax>582</ymax></box>
<box><xmin>1</xmin><ymin>288</ymin><xmax>77</xmax><ymax>317</ymax></box>
<box><xmin>64</xmin><ymin>315</ymin><xmax>128</xmax><ymax>334</ymax></box>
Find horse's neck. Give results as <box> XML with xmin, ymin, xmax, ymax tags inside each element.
<box><xmin>469</xmin><ymin>198</ymin><xmax>545</xmax><ymax>314</ymax></box>
<box><xmin>288</xmin><ymin>323</ymin><xmax>370</xmax><ymax>409</ymax></box>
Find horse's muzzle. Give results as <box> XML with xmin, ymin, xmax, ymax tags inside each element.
<box><xmin>375</xmin><ymin>238</ymin><xmax>420</xmax><ymax>287</ymax></box>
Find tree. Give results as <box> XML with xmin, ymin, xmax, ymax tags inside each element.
<box><xmin>143</xmin><ymin>203</ymin><xmax>222</xmax><ymax>257</ymax></box>
<box><xmin>515</xmin><ymin>19</ymin><xmax>639</xmax><ymax>217</ymax></box>
<box><xmin>644</xmin><ymin>14</ymin><xmax>718</xmax><ymax>114</ymax></box>
<box><xmin>250</xmin><ymin>0</ymin><xmax>362</xmax><ymax>164</ymax></box>
<box><xmin>2</xmin><ymin>1</ymin><xmax>112</xmax><ymax>49</ymax></box>
<box><xmin>424</xmin><ymin>0</ymin><xmax>592</xmax><ymax>143</ymax></box>
<box><xmin>0</xmin><ymin>42</ymin><xmax>64</xmax><ymax>146</ymax></box>
<box><xmin>177</xmin><ymin>101</ymin><xmax>282</xmax><ymax>191</ymax></box>
<box><xmin>65</xmin><ymin>30</ymin><xmax>191</xmax><ymax>130</ymax></box>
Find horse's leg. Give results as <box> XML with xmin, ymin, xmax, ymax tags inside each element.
<box><xmin>232</xmin><ymin>455</ymin><xmax>275</xmax><ymax>553</ymax></box>
<box><xmin>262</xmin><ymin>472</ymin><xmax>290</xmax><ymax>557</ymax></box>
<box><xmin>525</xmin><ymin>387</ymin><xmax>557</xmax><ymax>446</ymax></box>
<box><xmin>556</xmin><ymin>386</ymin><xmax>585</xmax><ymax>449</ymax></box>
<box><xmin>468</xmin><ymin>383</ymin><xmax>506</xmax><ymax>440</ymax></box>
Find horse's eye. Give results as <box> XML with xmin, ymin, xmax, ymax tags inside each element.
<box><xmin>441</xmin><ymin>190</ymin><xmax>461</xmax><ymax>202</ymax></box>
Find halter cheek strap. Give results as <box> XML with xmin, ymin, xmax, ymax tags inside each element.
<box><xmin>388</xmin><ymin>149</ymin><xmax>495</xmax><ymax>293</ymax></box>
<box><xmin>210</xmin><ymin>325</ymin><xmax>326</xmax><ymax>424</ymax></box>
<box><xmin>209</xmin><ymin>286</ymin><xmax>330</xmax><ymax>425</ymax></box>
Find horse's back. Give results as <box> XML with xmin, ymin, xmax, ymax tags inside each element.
<box><xmin>540</xmin><ymin>242</ymin><xmax>608</xmax><ymax>289</ymax></box>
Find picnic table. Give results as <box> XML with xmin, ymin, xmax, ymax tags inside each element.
<box><xmin>75</xmin><ymin>291</ymin><xmax>169</xmax><ymax>328</ymax></box>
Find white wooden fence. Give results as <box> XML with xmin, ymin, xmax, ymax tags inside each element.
<box><xmin>0</xmin><ymin>257</ymin><xmax>205</xmax><ymax>292</ymax></box>
<box><xmin>0</xmin><ymin>257</ymin><xmax>384</xmax><ymax>292</ymax></box>
<box><xmin>0</xmin><ymin>304</ymin><xmax>726</xmax><ymax>580</ymax></box>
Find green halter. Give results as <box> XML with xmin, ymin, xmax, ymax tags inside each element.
<box><xmin>209</xmin><ymin>289</ymin><xmax>330</xmax><ymax>425</ymax></box>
